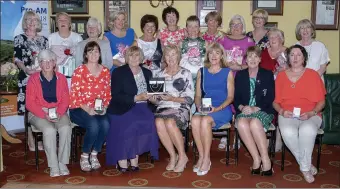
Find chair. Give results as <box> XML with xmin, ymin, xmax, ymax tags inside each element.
<box><xmin>323</xmin><ymin>73</ymin><xmax>340</xmax><ymax>145</ymax></box>
<box><xmin>71</xmin><ymin>123</ymin><xmax>86</xmax><ymax>163</ymax></box>
<box><xmin>281</xmin><ymin>128</ymin><xmax>324</xmax><ymax>171</ymax></box>
<box><xmin>234</xmin><ymin>123</ymin><xmax>276</xmax><ymax>166</ymax></box>
<box><xmin>24</xmin><ymin>111</ymin><xmax>43</xmax><ymax>171</ymax></box>
<box><xmin>192</xmin><ymin>122</ymin><xmax>232</xmax><ymax>166</ymax></box>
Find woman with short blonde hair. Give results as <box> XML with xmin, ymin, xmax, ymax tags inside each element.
<box><xmin>104</xmin><ymin>11</ymin><xmax>137</xmax><ymax>71</ymax></box>
<box><xmin>246</xmin><ymin>9</ymin><xmax>270</xmax><ymax>50</ymax></box>
<box><xmin>202</xmin><ymin>11</ymin><xmax>226</xmax><ymax>44</ymax></box>
<box><xmin>14</xmin><ymin>10</ymin><xmax>49</xmax><ymax>151</ymax></box>
<box><xmin>150</xmin><ymin>45</ymin><xmax>194</xmax><ymax>173</ymax></box>
<box><xmin>295</xmin><ymin>19</ymin><xmax>329</xmax><ymax>79</ymax></box>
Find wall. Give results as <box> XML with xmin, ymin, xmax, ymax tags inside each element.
<box><xmin>51</xmin><ymin>1</ymin><xmax>340</xmax><ymax>73</ymax></box>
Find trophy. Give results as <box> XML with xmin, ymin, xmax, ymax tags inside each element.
<box><xmin>94</xmin><ymin>98</ymin><xmax>104</xmax><ymax>114</ymax></box>
<box><xmin>48</xmin><ymin>107</ymin><xmax>58</xmax><ymax>120</ymax></box>
<box><xmin>293</xmin><ymin>107</ymin><xmax>301</xmax><ymax>119</ymax></box>
<box><xmin>148</xmin><ymin>77</ymin><xmax>166</xmax><ymax>95</ymax></box>
<box><xmin>201</xmin><ymin>98</ymin><xmax>212</xmax><ymax>113</ymax></box>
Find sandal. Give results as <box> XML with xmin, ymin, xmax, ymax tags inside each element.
<box><xmin>302</xmin><ymin>170</ymin><xmax>315</xmax><ymax>183</ymax></box>
<box><xmin>218</xmin><ymin>137</ymin><xmax>227</xmax><ymax>149</ymax></box>
<box><xmin>59</xmin><ymin>162</ymin><xmax>70</xmax><ymax>176</ymax></box>
<box><xmin>310</xmin><ymin>164</ymin><xmax>318</xmax><ymax>175</ymax></box>
<box><xmin>80</xmin><ymin>154</ymin><xmax>92</xmax><ymax>172</ymax></box>
<box><xmin>90</xmin><ymin>153</ymin><xmax>101</xmax><ymax>170</ymax></box>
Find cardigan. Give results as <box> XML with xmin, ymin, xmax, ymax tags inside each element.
<box><xmin>26</xmin><ymin>72</ymin><xmax>70</xmax><ymax>119</ymax></box>
<box><xmin>234</xmin><ymin>68</ymin><xmax>275</xmax><ymax>115</ymax></box>
<box><xmin>107</xmin><ymin>64</ymin><xmax>155</xmax><ymax>115</ymax></box>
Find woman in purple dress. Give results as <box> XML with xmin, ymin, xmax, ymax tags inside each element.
<box><xmin>106</xmin><ymin>46</ymin><xmax>159</xmax><ymax>172</ymax></box>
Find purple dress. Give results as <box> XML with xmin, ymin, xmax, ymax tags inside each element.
<box><xmin>219</xmin><ymin>35</ymin><xmax>255</xmax><ymax>74</ymax></box>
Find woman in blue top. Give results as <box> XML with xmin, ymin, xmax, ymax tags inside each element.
<box><xmin>191</xmin><ymin>43</ymin><xmax>234</xmax><ymax>176</ymax></box>
<box><xmin>104</xmin><ymin>11</ymin><xmax>137</xmax><ymax>71</ymax></box>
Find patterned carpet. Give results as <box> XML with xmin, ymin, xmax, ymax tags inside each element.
<box><xmin>0</xmin><ymin>132</ymin><xmax>339</xmax><ymax>188</ymax></box>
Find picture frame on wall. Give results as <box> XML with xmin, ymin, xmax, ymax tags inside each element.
<box><xmin>104</xmin><ymin>1</ymin><xmax>130</xmax><ymax>31</ymax></box>
<box><xmin>264</xmin><ymin>22</ymin><xmax>278</xmax><ymax>30</ymax></box>
<box><xmin>52</xmin><ymin>0</ymin><xmax>89</xmax><ymax>14</ymax></box>
<box><xmin>252</xmin><ymin>0</ymin><xmax>283</xmax><ymax>15</ymax></box>
<box><xmin>311</xmin><ymin>0</ymin><xmax>339</xmax><ymax>30</ymax></box>
<box><xmin>196</xmin><ymin>0</ymin><xmax>223</xmax><ymax>28</ymax></box>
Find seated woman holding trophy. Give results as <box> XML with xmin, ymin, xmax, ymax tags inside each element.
<box><xmin>234</xmin><ymin>46</ymin><xmax>275</xmax><ymax>176</ymax></box>
<box><xmin>106</xmin><ymin>46</ymin><xmax>159</xmax><ymax>172</ymax></box>
<box><xmin>149</xmin><ymin>45</ymin><xmax>194</xmax><ymax>173</ymax></box>
<box><xmin>69</xmin><ymin>41</ymin><xmax>111</xmax><ymax>172</ymax></box>
<box><xmin>191</xmin><ymin>42</ymin><xmax>234</xmax><ymax>176</ymax></box>
<box><xmin>26</xmin><ymin>50</ymin><xmax>72</xmax><ymax>177</ymax></box>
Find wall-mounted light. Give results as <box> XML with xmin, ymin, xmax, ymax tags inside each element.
<box><xmin>149</xmin><ymin>0</ymin><xmax>174</xmax><ymax>8</ymax></box>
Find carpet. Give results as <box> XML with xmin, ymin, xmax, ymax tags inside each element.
<box><xmin>0</xmin><ymin>133</ymin><xmax>339</xmax><ymax>188</ymax></box>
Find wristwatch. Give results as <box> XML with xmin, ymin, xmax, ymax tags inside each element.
<box><xmin>313</xmin><ymin>110</ymin><xmax>317</xmax><ymax>116</ymax></box>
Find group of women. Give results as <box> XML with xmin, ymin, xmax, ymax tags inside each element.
<box><xmin>15</xmin><ymin>6</ymin><xmax>329</xmax><ymax>184</ymax></box>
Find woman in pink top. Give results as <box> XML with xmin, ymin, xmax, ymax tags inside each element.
<box><xmin>158</xmin><ymin>6</ymin><xmax>186</xmax><ymax>47</ymax></box>
<box><xmin>220</xmin><ymin>14</ymin><xmax>255</xmax><ymax>72</ymax></box>
<box><xmin>26</xmin><ymin>50</ymin><xmax>71</xmax><ymax>177</ymax></box>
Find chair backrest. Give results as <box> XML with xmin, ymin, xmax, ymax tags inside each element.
<box><xmin>325</xmin><ymin>73</ymin><xmax>340</xmax><ymax>105</ymax></box>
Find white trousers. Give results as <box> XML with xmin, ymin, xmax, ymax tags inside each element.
<box><xmin>278</xmin><ymin>115</ymin><xmax>322</xmax><ymax>172</ymax></box>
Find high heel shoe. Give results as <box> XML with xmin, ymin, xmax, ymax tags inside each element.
<box><xmin>251</xmin><ymin>163</ymin><xmax>262</xmax><ymax>175</ymax></box>
<box><xmin>173</xmin><ymin>157</ymin><xmax>188</xmax><ymax>173</ymax></box>
<box><xmin>261</xmin><ymin>162</ymin><xmax>273</xmax><ymax>176</ymax></box>
<box><xmin>197</xmin><ymin>161</ymin><xmax>211</xmax><ymax>176</ymax></box>
<box><xmin>116</xmin><ymin>164</ymin><xmax>129</xmax><ymax>173</ymax></box>
<box><xmin>166</xmin><ymin>154</ymin><xmax>178</xmax><ymax>171</ymax></box>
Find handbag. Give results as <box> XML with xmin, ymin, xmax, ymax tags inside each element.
<box><xmin>148</xmin><ymin>77</ymin><xmax>165</xmax><ymax>94</ymax></box>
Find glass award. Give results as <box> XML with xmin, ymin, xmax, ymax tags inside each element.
<box><xmin>293</xmin><ymin>107</ymin><xmax>301</xmax><ymax>119</ymax></box>
<box><xmin>48</xmin><ymin>107</ymin><xmax>58</xmax><ymax>120</ymax></box>
<box><xmin>201</xmin><ymin>98</ymin><xmax>212</xmax><ymax>113</ymax></box>
<box><xmin>148</xmin><ymin>77</ymin><xmax>165</xmax><ymax>95</ymax></box>
<box><xmin>94</xmin><ymin>98</ymin><xmax>103</xmax><ymax>114</ymax></box>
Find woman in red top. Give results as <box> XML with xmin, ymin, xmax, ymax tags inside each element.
<box><xmin>69</xmin><ymin>41</ymin><xmax>111</xmax><ymax>172</ymax></box>
<box><xmin>273</xmin><ymin>45</ymin><xmax>326</xmax><ymax>183</ymax></box>
<box><xmin>260</xmin><ymin>28</ymin><xmax>287</xmax><ymax>78</ymax></box>
<box><xmin>26</xmin><ymin>49</ymin><xmax>71</xmax><ymax>177</ymax></box>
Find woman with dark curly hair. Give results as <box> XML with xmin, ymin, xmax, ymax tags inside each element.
<box><xmin>158</xmin><ymin>6</ymin><xmax>186</xmax><ymax>47</ymax></box>
<box><xmin>150</xmin><ymin>45</ymin><xmax>194</xmax><ymax>173</ymax></box>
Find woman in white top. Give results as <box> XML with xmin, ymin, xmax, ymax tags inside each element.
<box><xmin>48</xmin><ymin>12</ymin><xmax>83</xmax><ymax>77</ymax></box>
<box><xmin>295</xmin><ymin>19</ymin><xmax>330</xmax><ymax>79</ymax></box>
<box><xmin>137</xmin><ymin>14</ymin><xmax>162</xmax><ymax>75</ymax></box>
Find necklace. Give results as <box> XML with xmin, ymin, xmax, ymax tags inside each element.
<box><xmin>289</xmin><ymin>68</ymin><xmax>306</xmax><ymax>88</ymax></box>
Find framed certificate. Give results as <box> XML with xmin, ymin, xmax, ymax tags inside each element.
<box><xmin>252</xmin><ymin>0</ymin><xmax>283</xmax><ymax>15</ymax></box>
<box><xmin>311</xmin><ymin>0</ymin><xmax>339</xmax><ymax>30</ymax></box>
<box><xmin>196</xmin><ymin>0</ymin><xmax>223</xmax><ymax>28</ymax></box>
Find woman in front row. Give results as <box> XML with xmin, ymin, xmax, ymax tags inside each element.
<box><xmin>191</xmin><ymin>43</ymin><xmax>234</xmax><ymax>176</ymax></box>
<box><xmin>234</xmin><ymin>46</ymin><xmax>275</xmax><ymax>176</ymax></box>
<box><xmin>69</xmin><ymin>41</ymin><xmax>111</xmax><ymax>172</ymax></box>
<box><xmin>26</xmin><ymin>50</ymin><xmax>72</xmax><ymax>177</ymax></box>
<box><xmin>150</xmin><ymin>45</ymin><xmax>194</xmax><ymax>172</ymax></box>
<box><xmin>106</xmin><ymin>46</ymin><xmax>159</xmax><ymax>172</ymax></box>
<box><xmin>273</xmin><ymin>45</ymin><xmax>326</xmax><ymax>183</ymax></box>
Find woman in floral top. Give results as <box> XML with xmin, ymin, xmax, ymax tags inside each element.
<box><xmin>150</xmin><ymin>45</ymin><xmax>194</xmax><ymax>173</ymax></box>
<box><xmin>180</xmin><ymin>16</ymin><xmax>206</xmax><ymax>87</ymax></box>
<box><xmin>201</xmin><ymin>11</ymin><xmax>226</xmax><ymax>44</ymax></box>
<box><xmin>69</xmin><ymin>41</ymin><xmax>111</xmax><ymax>172</ymax></box>
<box><xmin>14</xmin><ymin>11</ymin><xmax>48</xmax><ymax>115</ymax></box>
<box><xmin>14</xmin><ymin>11</ymin><xmax>48</xmax><ymax>152</ymax></box>
<box><xmin>246</xmin><ymin>9</ymin><xmax>269</xmax><ymax>50</ymax></box>
<box><xmin>158</xmin><ymin>6</ymin><xmax>186</xmax><ymax>47</ymax></box>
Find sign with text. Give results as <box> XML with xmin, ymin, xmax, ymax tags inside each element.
<box><xmin>0</xmin><ymin>95</ymin><xmax>18</xmax><ymax>117</ymax></box>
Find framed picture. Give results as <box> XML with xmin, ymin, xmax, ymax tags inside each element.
<box><xmin>311</xmin><ymin>0</ymin><xmax>339</xmax><ymax>30</ymax></box>
<box><xmin>50</xmin><ymin>16</ymin><xmax>89</xmax><ymax>40</ymax></box>
<box><xmin>104</xmin><ymin>1</ymin><xmax>130</xmax><ymax>31</ymax></box>
<box><xmin>252</xmin><ymin>0</ymin><xmax>283</xmax><ymax>15</ymax></box>
<box><xmin>264</xmin><ymin>22</ymin><xmax>278</xmax><ymax>30</ymax></box>
<box><xmin>196</xmin><ymin>0</ymin><xmax>223</xmax><ymax>28</ymax></box>
<box><xmin>52</xmin><ymin>0</ymin><xmax>89</xmax><ymax>14</ymax></box>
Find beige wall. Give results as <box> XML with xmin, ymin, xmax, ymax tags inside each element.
<box><xmin>50</xmin><ymin>1</ymin><xmax>339</xmax><ymax>73</ymax></box>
